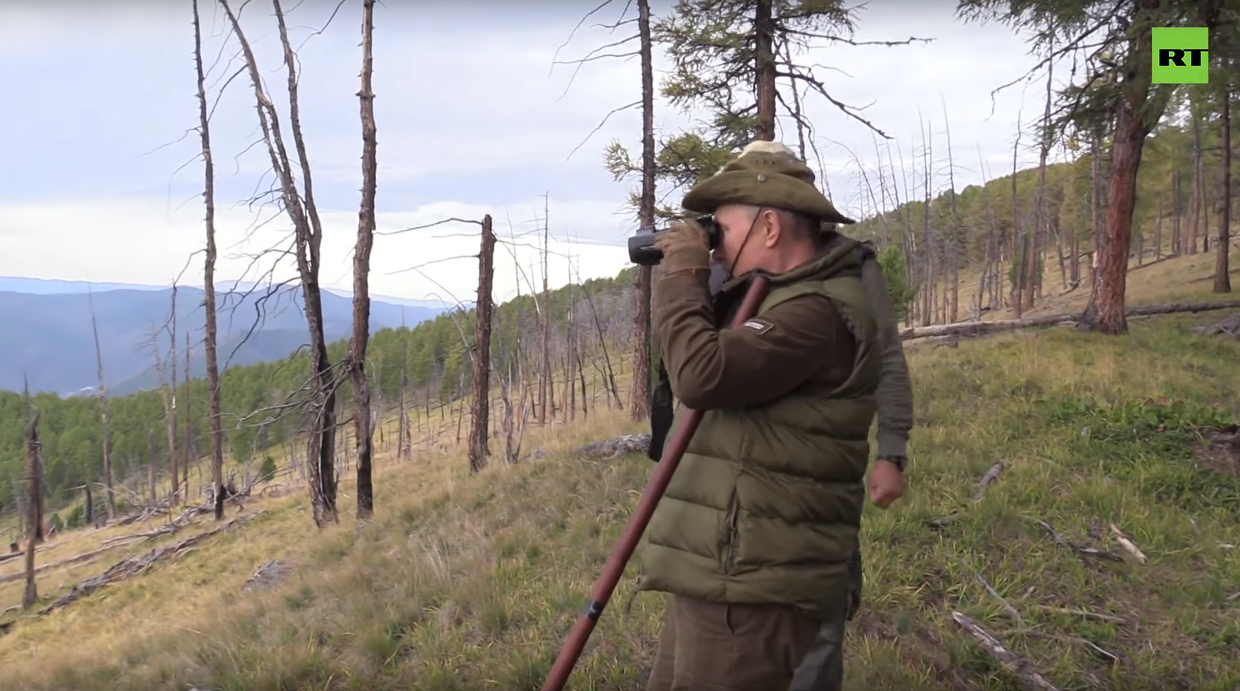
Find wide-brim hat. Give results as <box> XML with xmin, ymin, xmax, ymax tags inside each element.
<box><xmin>681</xmin><ymin>141</ymin><xmax>856</xmax><ymax>224</ymax></box>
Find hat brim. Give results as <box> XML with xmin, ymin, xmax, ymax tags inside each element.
<box><xmin>681</xmin><ymin>171</ymin><xmax>856</xmax><ymax>224</ymax></box>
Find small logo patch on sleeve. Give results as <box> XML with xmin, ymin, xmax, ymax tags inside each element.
<box><xmin>741</xmin><ymin>318</ymin><xmax>774</xmax><ymax>334</ymax></box>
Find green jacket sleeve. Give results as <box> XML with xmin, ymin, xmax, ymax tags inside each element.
<box><xmin>861</xmin><ymin>255</ymin><xmax>914</xmax><ymax>460</ymax></box>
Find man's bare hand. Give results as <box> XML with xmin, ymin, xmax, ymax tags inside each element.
<box><xmin>868</xmin><ymin>459</ymin><xmax>904</xmax><ymax>509</ymax></box>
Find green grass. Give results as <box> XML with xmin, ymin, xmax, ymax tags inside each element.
<box><xmin>2</xmin><ymin>279</ymin><xmax>1240</xmax><ymax>689</ymax></box>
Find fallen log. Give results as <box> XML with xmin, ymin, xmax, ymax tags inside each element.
<box><xmin>900</xmin><ymin>299</ymin><xmax>1240</xmax><ymax>341</ymax></box>
<box><xmin>0</xmin><ymin>543</ymin><xmax>56</xmax><ymax>567</ymax></box>
<box><xmin>22</xmin><ymin>510</ymin><xmax>264</xmax><ymax>621</ymax></box>
<box><xmin>0</xmin><ymin>543</ymin><xmax>113</xmax><ymax>585</ymax></box>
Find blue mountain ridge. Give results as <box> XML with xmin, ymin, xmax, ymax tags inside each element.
<box><xmin>0</xmin><ymin>277</ymin><xmax>450</xmax><ymax>396</ymax></box>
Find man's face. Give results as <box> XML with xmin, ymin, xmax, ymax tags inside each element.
<box><xmin>711</xmin><ymin>204</ymin><xmax>780</xmax><ymax>276</ymax></box>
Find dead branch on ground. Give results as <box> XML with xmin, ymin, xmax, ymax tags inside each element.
<box><xmin>31</xmin><ymin>511</ymin><xmax>266</xmax><ymax>621</ymax></box>
<box><xmin>951</xmin><ymin>611</ymin><xmax>1064</xmax><ymax>691</ymax></box>
<box><xmin>1029</xmin><ymin>517</ymin><xmax>1123</xmax><ymax>562</ymax></box>
<box><xmin>901</xmin><ymin>299</ymin><xmax>1240</xmax><ymax>341</ymax></box>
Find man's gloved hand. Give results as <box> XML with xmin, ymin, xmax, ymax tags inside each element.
<box><xmin>654</xmin><ymin>217</ymin><xmax>711</xmax><ymax>277</ymax></box>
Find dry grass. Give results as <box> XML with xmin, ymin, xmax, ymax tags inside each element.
<box><xmin>2</xmin><ymin>253</ymin><xmax>1240</xmax><ymax>690</ymax></box>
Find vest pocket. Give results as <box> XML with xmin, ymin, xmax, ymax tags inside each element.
<box><xmin>721</xmin><ymin>488</ymin><xmax>739</xmax><ymax>574</ymax></box>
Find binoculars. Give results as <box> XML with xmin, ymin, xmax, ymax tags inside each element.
<box><xmin>627</xmin><ymin>214</ymin><xmax>721</xmax><ymax>266</ymax></box>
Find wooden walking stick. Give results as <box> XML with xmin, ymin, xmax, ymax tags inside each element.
<box><xmin>539</xmin><ymin>274</ymin><xmax>772</xmax><ymax>691</ymax></box>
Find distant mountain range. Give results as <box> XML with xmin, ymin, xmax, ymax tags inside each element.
<box><xmin>0</xmin><ymin>276</ymin><xmax>448</xmax><ymax>397</ymax></box>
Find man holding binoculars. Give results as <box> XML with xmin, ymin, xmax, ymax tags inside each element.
<box><xmin>633</xmin><ymin>140</ymin><xmax>913</xmax><ymax>691</ymax></box>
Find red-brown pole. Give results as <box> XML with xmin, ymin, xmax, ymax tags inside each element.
<box><xmin>539</xmin><ymin>274</ymin><xmax>772</xmax><ymax>691</ymax></box>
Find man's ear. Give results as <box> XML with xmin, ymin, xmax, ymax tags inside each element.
<box><xmin>761</xmin><ymin>209</ymin><xmax>780</xmax><ymax>248</ymax></box>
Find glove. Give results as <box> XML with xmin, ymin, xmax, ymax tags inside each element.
<box><xmin>654</xmin><ymin>218</ymin><xmax>711</xmax><ymax>277</ymax></box>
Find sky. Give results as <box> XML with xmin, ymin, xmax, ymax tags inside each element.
<box><xmin>0</xmin><ymin>0</ymin><xmax>1077</xmax><ymax>306</ymax></box>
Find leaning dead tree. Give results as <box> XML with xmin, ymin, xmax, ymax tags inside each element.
<box><xmin>22</xmin><ymin>412</ymin><xmax>44</xmax><ymax>610</ymax></box>
<box><xmin>86</xmin><ymin>287</ymin><xmax>116</xmax><ymax>521</ymax></box>
<box><xmin>193</xmin><ymin>0</ymin><xmax>227</xmax><ymax>521</ymax></box>
<box><xmin>221</xmin><ymin>0</ymin><xmax>340</xmax><ymax>526</ymax></box>
<box><xmin>351</xmin><ymin>0</ymin><xmax>378</xmax><ymax>519</ymax></box>
<box><xmin>468</xmin><ymin>215</ymin><xmax>496</xmax><ymax>474</ymax></box>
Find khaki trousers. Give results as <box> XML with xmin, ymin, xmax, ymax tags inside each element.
<box><xmin>645</xmin><ymin>595</ymin><xmax>846</xmax><ymax>691</ymax></box>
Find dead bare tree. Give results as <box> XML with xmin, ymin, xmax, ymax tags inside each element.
<box><xmin>221</xmin><ymin>0</ymin><xmax>341</xmax><ymax>526</ymax></box>
<box><xmin>152</xmin><ymin>286</ymin><xmax>180</xmax><ymax>505</ymax></box>
<box><xmin>940</xmin><ymin>98</ymin><xmax>962</xmax><ymax>323</ymax></box>
<box><xmin>538</xmin><ymin>194</ymin><xmax>554</xmax><ymax>424</ymax></box>
<box><xmin>86</xmin><ymin>287</ymin><xmax>115</xmax><ymax>521</ymax></box>
<box><xmin>167</xmin><ymin>286</ymin><xmax>179</xmax><ymax>503</ymax></box>
<box><xmin>193</xmin><ymin>0</ymin><xmax>226</xmax><ymax>522</ymax></box>
<box><xmin>1010</xmin><ymin>114</ymin><xmax>1025</xmax><ymax>319</ymax></box>
<box><xmin>351</xmin><ymin>0</ymin><xmax>379</xmax><ymax>519</ymax></box>
<box><xmin>630</xmin><ymin>0</ymin><xmax>655</xmax><ymax>422</ymax></box>
<box><xmin>183</xmin><ymin>330</ymin><xmax>192</xmax><ymax>501</ymax></box>
<box><xmin>468</xmin><ymin>215</ymin><xmax>496</xmax><ymax>474</ymax></box>
<box><xmin>147</xmin><ymin>430</ymin><xmax>158</xmax><ymax>505</ymax></box>
<box><xmin>1029</xmin><ymin>51</ymin><xmax>1056</xmax><ymax>309</ymax></box>
<box><xmin>22</xmin><ymin>411</ymin><xmax>43</xmax><ymax>609</ymax></box>
<box><xmin>397</xmin><ymin>317</ymin><xmax>412</xmax><ymax>461</ymax></box>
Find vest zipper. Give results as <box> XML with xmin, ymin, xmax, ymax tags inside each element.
<box><xmin>722</xmin><ymin>488</ymin><xmax>739</xmax><ymax>574</ymax></box>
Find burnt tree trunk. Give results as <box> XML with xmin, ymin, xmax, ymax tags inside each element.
<box><xmin>222</xmin><ymin>0</ymin><xmax>339</xmax><ymax>526</ymax></box>
<box><xmin>351</xmin><ymin>0</ymin><xmax>378</xmax><ymax>518</ymax></box>
<box><xmin>1215</xmin><ymin>87</ymin><xmax>1232</xmax><ymax>294</ymax></box>
<box><xmin>398</xmin><ymin>363</ymin><xmax>411</xmax><ymax>461</ymax></box>
<box><xmin>539</xmin><ymin>197</ymin><xmax>552</xmax><ymax>423</ymax></box>
<box><xmin>22</xmin><ymin>412</ymin><xmax>43</xmax><ymax>609</ymax></box>
<box><xmin>469</xmin><ymin>215</ymin><xmax>496</xmax><ymax>474</ymax></box>
<box><xmin>1029</xmin><ymin>53</ymin><xmax>1055</xmax><ymax>308</ymax></box>
<box><xmin>630</xmin><ymin>0</ymin><xmax>655</xmax><ymax>422</ymax></box>
<box><xmin>168</xmin><ymin>286</ymin><xmax>179</xmax><ymax>504</ymax></box>
<box><xmin>183</xmin><ymin>330</ymin><xmax>192</xmax><ymax>502</ymax></box>
<box><xmin>194</xmin><ymin>0</ymin><xmax>226</xmax><ymax>521</ymax></box>
<box><xmin>147</xmin><ymin>430</ymin><xmax>158</xmax><ymax>504</ymax></box>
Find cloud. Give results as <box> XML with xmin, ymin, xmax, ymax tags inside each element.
<box><xmin>0</xmin><ymin>193</ymin><xmax>636</xmax><ymax>305</ymax></box>
<box><xmin>0</xmin><ymin>0</ymin><xmax>1077</xmax><ymax>303</ymax></box>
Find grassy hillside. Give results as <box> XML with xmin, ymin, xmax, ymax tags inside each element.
<box><xmin>1</xmin><ymin>251</ymin><xmax>1238</xmax><ymax>690</ymax></box>
<box><xmin>0</xmin><ymin>268</ymin><xmax>637</xmax><ymax>523</ymax></box>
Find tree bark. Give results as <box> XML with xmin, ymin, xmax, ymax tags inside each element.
<box><xmin>221</xmin><ymin>0</ymin><xmax>339</xmax><ymax>526</ymax></box>
<box><xmin>630</xmin><ymin>0</ymin><xmax>655</xmax><ymax>422</ymax></box>
<box><xmin>1214</xmin><ymin>88</ymin><xmax>1232</xmax><ymax>294</ymax></box>
<box><xmin>194</xmin><ymin>0</ymin><xmax>226</xmax><ymax>521</ymax></box>
<box><xmin>22</xmin><ymin>412</ymin><xmax>43</xmax><ymax>609</ymax></box>
<box><xmin>469</xmin><ymin>215</ymin><xmax>496</xmax><ymax>474</ymax></box>
<box><xmin>1079</xmin><ymin>2</ymin><xmax>1164</xmax><ymax>335</ymax></box>
<box><xmin>351</xmin><ymin>0</ymin><xmax>378</xmax><ymax>518</ymax></box>
<box><xmin>753</xmin><ymin>0</ymin><xmax>777</xmax><ymax>140</ymax></box>
<box><xmin>168</xmin><ymin>286</ymin><xmax>179</xmax><ymax>505</ymax></box>
<box><xmin>183</xmin><ymin>330</ymin><xmax>192</xmax><ymax>502</ymax></box>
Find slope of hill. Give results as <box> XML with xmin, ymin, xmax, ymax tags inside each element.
<box><xmin>0</xmin><ymin>282</ymin><xmax>445</xmax><ymax>396</ymax></box>
<box><xmin>1</xmin><ymin>251</ymin><xmax>1238</xmax><ymax>691</ymax></box>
